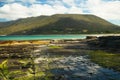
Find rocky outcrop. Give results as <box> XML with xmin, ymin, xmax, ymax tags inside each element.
<box><xmin>98</xmin><ymin>36</ymin><xmax>120</xmax><ymax>48</ymax></box>
<box><xmin>87</xmin><ymin>36</ymin><xmax>120</xmax><ymax>53</ymax></box>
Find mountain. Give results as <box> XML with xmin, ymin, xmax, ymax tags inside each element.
<box><xmin>0</xmin><ymin>14</ymin><xmax>120</xmax><ymax>35</ymax></box>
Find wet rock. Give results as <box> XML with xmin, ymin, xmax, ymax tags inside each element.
<box><xmin>86</xmin><ymin>36</ymin><xmax>97</xmax><ymax>39</ymax></box>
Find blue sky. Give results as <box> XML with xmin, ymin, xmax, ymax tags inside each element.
<box><xmin>0</xmin><ymin>0</ymin><xmax>120</xmax><ymax>25</ymax></box>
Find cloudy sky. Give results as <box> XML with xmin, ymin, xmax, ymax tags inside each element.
<box><xmin>0</xmin><ymin>0</ymin><xmax>120</xmax><ymax>25</ymax></box>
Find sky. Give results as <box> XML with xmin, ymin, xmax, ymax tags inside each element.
<box><xmin>0</xmin><ymin>0</ymin><xmax>120</xmax><ymax>25</ymax></box>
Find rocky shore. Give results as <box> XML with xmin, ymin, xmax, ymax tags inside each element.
<box><xmin>0</xmin><ymin>36</ymin><xmax>120</xmax><ymax>80</ymax></box>
<box><xmin>87</xmin><ymin>36</ymin><xmax>120</xmax><ymax>53</ymax></box>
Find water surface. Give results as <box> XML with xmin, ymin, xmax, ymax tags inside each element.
<box><xmin>0</xmin><ymin>35</ymin><xmax>86</xmax><ymax>40</ymax></box>
<box><xmin>0</xmin><ymin>34</ymin><xmax>119</xmax><ymax>40</ymax></box>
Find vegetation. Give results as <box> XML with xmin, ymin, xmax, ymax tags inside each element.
<box><xmin>0</xmin><ymin>44</ymin><xmax>56</xmax><ymax>80</ymax></box>
<box><xmin>48</xmin><ymin>45</ymin><xmax>63</xmax><ymax>49</ymax></box>
<box><xmin>0</xmin><ymin>60</ymin><xmax>10</xmax><ymax>80</ymax></box>
<box><xmin>0</xmin><ymin>14</ymin><xmax>120</xmax><ymax>35</ymax></box>
<box><xmin>88</xmin><ymin>50</ymin><xmax>120</xmax><ymax>71</ymax></box>
<box><xmin>0</xmin><ymin>60</ymin><xmax>25</xmax><ymax>80</ymax></box>
<box><xmin>0</xmin><ymin>37</ymin><xmax>120</xmax><ymax>79</ymax></box>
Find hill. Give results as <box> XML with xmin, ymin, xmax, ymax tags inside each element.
<box><xmin>0</xmin><ymin>14</ymin><xmax>120</xmax><ymax>35</ymax></box>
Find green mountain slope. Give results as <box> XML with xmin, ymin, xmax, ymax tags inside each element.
<box><xmin>0</xmin><ymin>14</ymin><xmax>120</xmax><ymax>35</ymax></box>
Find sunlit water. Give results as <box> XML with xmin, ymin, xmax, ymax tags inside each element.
<box><xmin>0</xmin><ymin>34</ymin><xmax>119</xmax><ymax>40</ymax></box>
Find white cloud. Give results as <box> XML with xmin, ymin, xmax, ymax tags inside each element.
<box><xmin>0</xmin><ymin>1</ymin><xmax>83</xmax><ymax>20</ymax></box>
<box><xmin>0</xmin><ymin>0</ymin><xmax>36</xmax><ymax>3</ymax></box>
<box><xmin>87</xmin><ymin>0</ymin><xmax>120</xmax><ymax>20</ymax></box>
<box><xmin>0</xmin><ymin>3</ymin><xmax>30</xmax><ymax>20</ymax></box>
<box><xmin>30</xmin><ymin>4</ymin><xmax>55</xmax><ymax>16</ymax></box>
<box><xmin>0</xmin><ymin>0</ymin><xmax>15</xmax><ymax>3</ymax></box>
<box><xmin>0</xmin><ymin>3</ymin><xmax>66</xmax><ymax>20</ymax></box>
<box><xmin>20</xmin><ymin>0</ymin><xmax>36</xmax><ymax>4</ymax></box>
<box><xmin>62</xmin><ymin>0</ymin><xmax>75</xmax><ymax>6</ymax></box>
<box><xmin>0</xmin><ymin>0</ymin><xmax>119</xmax><ymax>25</ymax></box>
<box><xmin>53</xmin><ymin>4</ymin><xmax>68</xmax><ymax>14</ymax></box>
<box><xmin>67</xmin><ymin>6</ymin><xmax>83</xmax><ymax>14</ymax></box>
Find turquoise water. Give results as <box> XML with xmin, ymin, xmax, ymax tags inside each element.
<box><xmin>0</xmin><ymin>35</ymin><xmax>87</xmax><ymax>40</ymax></box>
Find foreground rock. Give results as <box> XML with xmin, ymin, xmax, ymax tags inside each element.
<box><xmin>87</xmin><ymin>36</ymin><xmax>120</xmax><ymax>53</ymax></box>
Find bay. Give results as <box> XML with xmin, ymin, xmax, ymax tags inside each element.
<box><xmin>0</xmin><ymin>34</ymin><xmax>119</xmax><ymax>40</ymax></box>
<box><xmin>0</xmin><ymin>35</ymin><xmax>86</xmax><ymax>40</ymax></box>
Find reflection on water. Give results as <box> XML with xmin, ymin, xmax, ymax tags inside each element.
<box><xmin>35</xmin><ymin>54</ymin><xmax>120</xmax><ymax>80</ymax></box>
<box><xmin>0</xmin><ymin>40</ymin><xmax>120</xmax><ymax>80</ymax></box>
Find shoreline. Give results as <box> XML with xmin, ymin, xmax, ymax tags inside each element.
<box><xmin>0</xmin><ymin>36</ymin><xmax>120</xmax><ymax>79</ymax></box>
<box><xmin>0</xmin><ymin>34</ymin><xmax>120</xmax><ymax>41</ymax></box>
<box><xmin>0</xmin><ymin>35</ymin><xmax>120</xmax><ymax>46</ymax></box>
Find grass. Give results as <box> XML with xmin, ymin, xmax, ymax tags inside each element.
<box><xmin>88</xmin><ymin>50</ymin><xmax>120</xmax><ymax>71</ymax></box>
<box><xmin>48</xmin><ymin>45</ymin><xmax>63</xmax><ymax>49</ymax></box>
<box><xmin>0</xmin><ymin>40</ymin><xmax>50</xmax><ymax>46</ymax></box>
